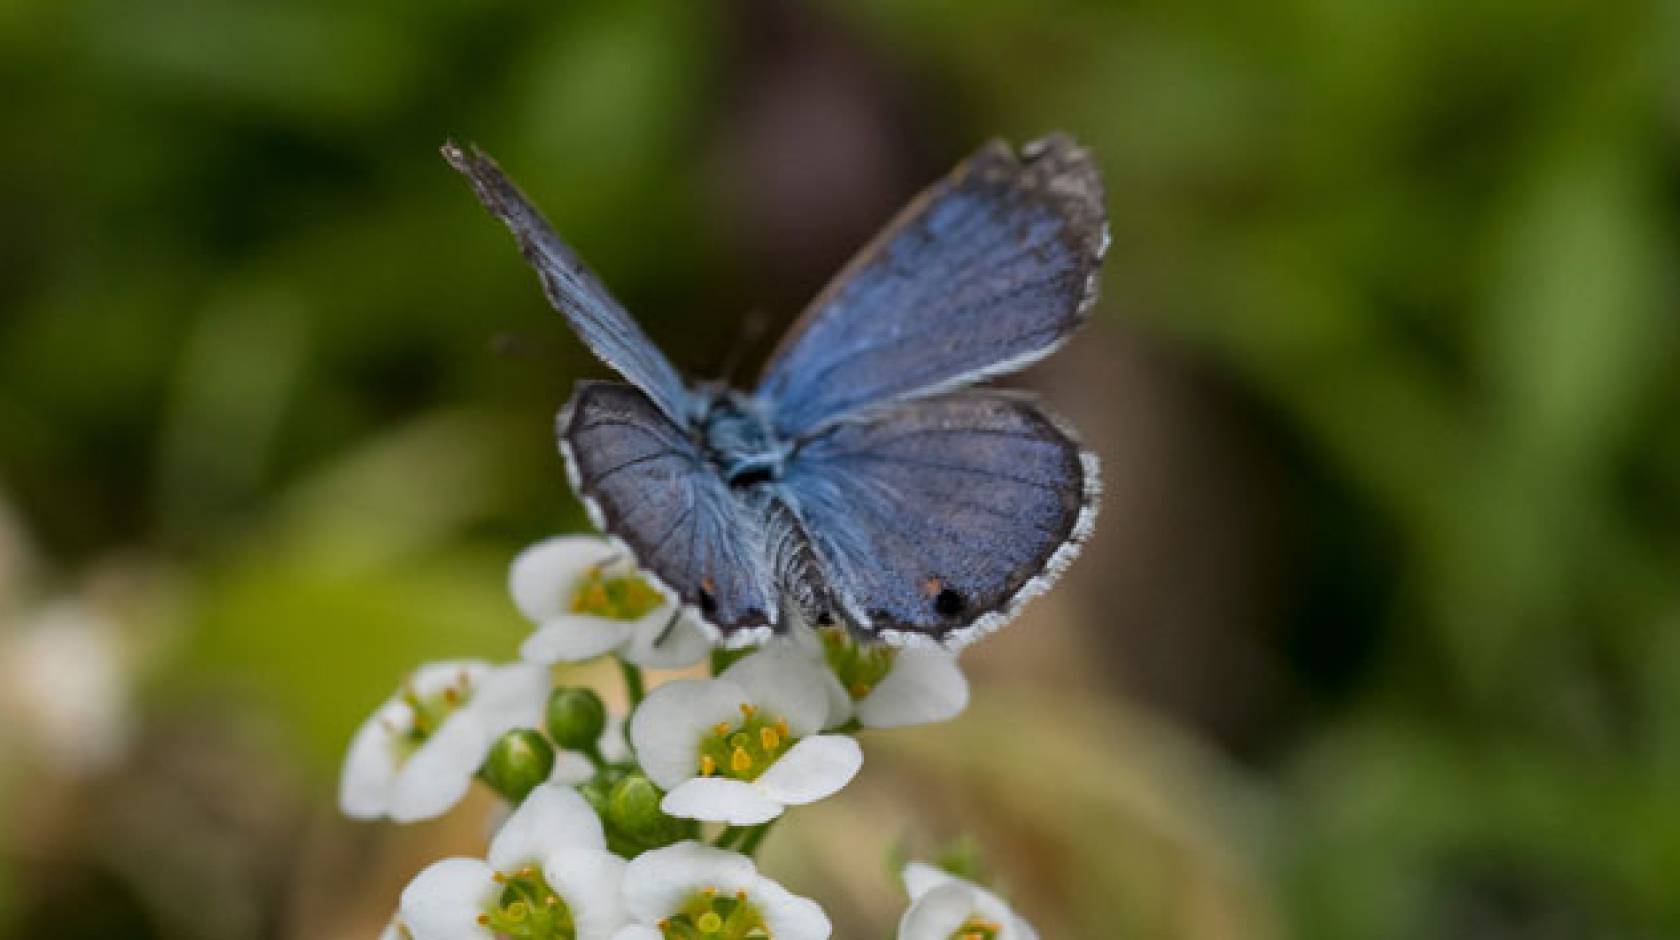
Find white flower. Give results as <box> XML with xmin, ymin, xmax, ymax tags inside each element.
<box><xmin>630</xmin><ymin>646</ymin><xmax>862</xmax><ymax>825</ymax></box>
<box><xmin>399</xmin><ymin>784</ymin><xmax>629</xmax><ymax>940</ymax></box>
<box><xmin>897</xmin><ymin>863</ymin><xmax>1037</xmax><ymax>940</ymax></box>
<box><xmin>611</xmin><ymin>841</ymin><xmax>830</xmax><ymax>940</ymax></box>
<box><xmin>0</xmin><ymin>601</ymin><xmax>132</xmax><ymax>774</ymax></box>
<box><xmin>340</xmin><ymin>660</ymin><xmax>549</xmax><ymax>822</ymax></box>
<box><xmin>552</xmin><ymin>714</ymin><xmax>631</xmax><ymax>786</ymax></box>
<box><xmin>511</xmin><ymin>536</ymin><xmax>710</xmax><ymax>669</ymax></box>
<box><xmin>797</xmin><ymin>627</ymin><xmax>969</xmax><ymax>730</ymax></box>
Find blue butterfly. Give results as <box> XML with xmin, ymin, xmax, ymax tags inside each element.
<box><xmin>444</xmin><ymin>136</ymin><xmax>1105</xmax><ymax>649</ymax></box>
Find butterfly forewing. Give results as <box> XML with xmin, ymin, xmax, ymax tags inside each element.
<box><xmin>771</xmin><ymin>391</ymin><xmax>1097</xmax><ymax>646</ymax></box>
<box><xmin>756</xmin><ymin>135</ymin><xmax>1107</xmax><ymax>439</ymax></box>
<box><xmin>443</xmin><ymin>142</ymin><xmax>693</xmax><ymax>424</ymax></box>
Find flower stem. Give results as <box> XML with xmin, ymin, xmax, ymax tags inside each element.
<box><xmin>737</xmin><ymin>820</ymin><xmax>777</xmax><ymax>857</ymax></box>
<box><xmin>619</xmin><ymin>659</ymin><xmax>646</xmax><ymax>706</ymax></box>
<box><xmin>582</xmin><ymin>742</ymin><xmax>607</xmax><ymax>770</ymax></box>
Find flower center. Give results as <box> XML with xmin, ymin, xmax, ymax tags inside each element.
<box><xmin>570</xmin><ymin>564</ymin><xmax>664</xmax><ymax>620</ymax></box>
<box><xmin>819</xmin><ymin>627</ymin><xmax>897</xmax><ymax>700</ymax></box>
<box><xmin>390</xmin><ymin>670</ymin><xmax>473</xmax><ymax>760</ymax></box>
<box><xmin>947</xmin><ymin>915</ymin><xmax>1003</xmax><ymax>940</ymax></box>
<box><xmin>476</xmin><ymin>867</ymin><xmax>577</xmax><ymax>940</ymax></box>
<box><xmin>658</xmin><ymin>886</ymin><xmax>770</xmax><ymax>939</ymax></box>
<box><xmin>696</xmin><ymin>704</ymin><xmax>792</xmax><ymax>782</ymax></box>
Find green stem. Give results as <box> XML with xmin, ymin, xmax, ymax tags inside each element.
<box><xmin>619</xmin><ymin>659</ymin><xmax>646</xmax><ymax>706</ymax></box>
<box><xmin>737</xmin><ymin>820</ymin><xmax>777</xmax><ymax>857</ymax></box>
<box><xmin>582</xmin><ymin>742</ymin><xmax>607</xmax><ymax>770</ymax></box>
<box><xmin>714</xmin><ymin>825</ymin><xmax>746</xmax><ymax>849</ymax></box>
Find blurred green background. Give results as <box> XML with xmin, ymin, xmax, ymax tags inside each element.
<box><xmin>2</xmin><ymin>0</ymin><xmax>1677</xmax><ymax>937</ymax></box>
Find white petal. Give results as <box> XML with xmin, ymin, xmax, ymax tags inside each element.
<box><xmin>752</xmin><ymin>875</ymin><xmax>832</xmax><ymax>940</ymax></box>
<box><xmin>901</xmin><ymin>861</ymin><xmax>959</xmax><ymax>901</ymax></box>
<box><xmin>549</xmin><ymin>750</ymin><xmax>596</xmax><ymax>786</ymax></box>
<box><xmin>509</xmin><ymin>536</ymin><xmax>618</xmax><ymax>622</ymax></box>
<box><xmin>629</xmin><ymin>678</ymin><xmax>749</xmax><ymax>789</ymax></box>
<box><xmin>543</xmin><ymin>848</ymin><xmax>629</xmax><ymax>940</ymax></box>
<box><xmin>410</xmin><ymin>661</ymin><xmax>491</xmax><ymax>699</ymax></box>
<box><xmin>752</xmin><ymin>735</ymin><xmax>861</xmax><ymax>806</ymax></box>
<box><xmin>463</xmin><ymin>661</ymin><xmax>549</xmax><ymax>736</ymax></box>
<box><xmin>620</xmin><ymin>611</ymin><xmax>711</xmax><ymax>669</ymax></box>
<box><xmin>720</xmin><ymin>645</ymin><xmax>831</xmax><ymax>736</ymax></box>
<box><xmin>520</xmin><ymin>618</ymin><xmax>633</xmax><ymax>664</ymax></box>
<box><xmin>819</xmin><ymin>672</ymin><xmax>854</xmax><ymax>730</ymax></box>
<box><xmin>609</xmin><ymin>927</ymin><xmax>662</xmax><ymax>940</ymax></box>
<box><xmin>1007</xmin><ymin>914</ymin><xmax>1041</xmax><ymax>940</ymax></box>
<box><xmin>389</xmin><ymin>717</ymin><xmax>489</xmax><ymax>822</ymax></box>
<box><xmin>399</xmin><ymin>857</ymin><xmax>497</xmax><ymax>940</ymax></box>
<box><xmin>661</xmin><ymin>777</ymin><xmax>783</xmax><ymax>825</ymax></box>
<box><xmin>339</xmin><ymin>700</ymin><xmax>411</xmax><ymax>819</ymax></box>
<box><xmin>598</xmin><ymin>714</ymin><xmax>631</xmax><ymax>763</ymax></box>
<box><xmin>488</xmin><ymin>784</ymin><xmax>606</xmax><ymax>869</ymax></box>
<box><xmin>378</xmin><ymin>915</ymin><xmax>412</xmax><ymax>940</ymax></box>
<box><xmin>897</xmin><ymin>883</ymin><xmax>975</xmax><ymax>940</ymax></box>
<box><xmin>622</xmin><ymin>841</ymin><xmax>757</xmax><ymax>923</ymax></box>
<box><xmin>857</xmin><ymin>648</ymin><xmax>968</xmax><ymax>729</ymax></box>
<box><xmin>779</xmin><ymin>623</ymin><xmax>828</xmax><ymax>660</ymax></box>
<box><xmin>969</xmin><ymin>887</ymin><xmax>1027</xmax><ymax>938</ymax></box>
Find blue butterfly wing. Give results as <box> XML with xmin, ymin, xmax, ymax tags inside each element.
<box><xmin>444</xmin><ymin>142</ymin><xmax>693</xmax><ymax>424</ymax></box>
<box><xmin>772</xmin><ymin>391</ymin><xmax>1097</xmax><ymax>646</ymax></box>
<box><xmin>559</xmin><ymin>381</ymin><xmax>779</xmax><ymax>639</ymax></box>
<box><xmin>756</xmin><ymin>135</ymin><xmax>1107</xmax><ymax>438</ymax></box>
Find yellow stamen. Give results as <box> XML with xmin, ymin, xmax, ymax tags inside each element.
<box><xmin>774</xmin><ymin>719</ymin><xmax>789</xmax><ymax>738</ymax></box>
<box><xmin>712</xmin><ymin>722</ymin><xmax>732</xmax><ymax>737</ymax></box>
<box><xmin>735</xmin><ymin>889</ymin><xmax>749</xmax><ymax>901</ymax></box>
<box><xmin>760</xmin><ymin>726</ymin><xmax>780</xmax><ymax>750</ymax></box>
<box><xmin>730</xmin><ymin>746</ymin><xmax>753</xmax><ymax>774</ymax></box>
<box><xmin>476</xmin><ymin>914</ymin><xmax>490</xmax><ymax>926</ymax></box>
<box><xmin>850</xmin><ymin>682</ymin><xmax>872</xmax><ymax>698</ymax></box>
<box><xmin>701</xmin><ymin>886</ymin><xmax>717</xmax><ymax>898</ymax></box>
<box><xmin>700</xmin><ymin>754</ymin><xmax>717</xmax><ymax>776</ymax></box>
<box><xmin>492</xmin><ymin>872</ymin><xmax>507</xmax><ymax>883</ymax></box>
<box><xmin>739</xmin><ymin>703</ymin><xmax>757</xmax><ymax>718</ymax></box>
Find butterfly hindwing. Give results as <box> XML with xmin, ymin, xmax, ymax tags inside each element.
<box><xmin>444</xmin><ymin>142</ymin><xmax>693</xmax><ymax>424</ymax></box>
<box><xmin>559</xmin><ymin>381</ymin><xmax>778</xmax><ymax>639</ymax></box>
<box><xmin>756</xmin><ymin>134</ymin><xmax>1107</xmax><ymax>438</ymax></box>
<box><xmin>772</xmin><ymin>391</ymin><xmax>1098</xmax><ymax>645</ymax></box>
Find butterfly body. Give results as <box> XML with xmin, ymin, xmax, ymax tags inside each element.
<box><xmin>692</xmin><ymin>386</ymin><xmax>789</xmax><ymax>490</ymax></box>
<box><xmin>447</xmin><ymin>135</ymin><xmax>1107</xmax><ymax>649</ymax></box>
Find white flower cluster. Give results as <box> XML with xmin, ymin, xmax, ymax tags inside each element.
<box><xmin>342</xmin><ymin>534</ymin><xmax>1036</xmax><ymax>940</ymax></box>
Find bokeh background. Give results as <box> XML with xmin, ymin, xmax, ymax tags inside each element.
<box><xmin>2</xmin><ymin>0</ymin><xmax>1677</xmax><ymax>936</ymax></box>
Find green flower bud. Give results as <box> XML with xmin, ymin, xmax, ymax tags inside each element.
<box><xmin>607</xmin><ymin>773</ymin><xmax>695</xmax><ymax>850</ymax></box>
<box><xmin>478</xmin><ymin>728</ymin><xmax>555</xmax><ymax>803</ymax></box>
<box><xmin>545</xmin><ymin>686</ymin><xmax>607</xmax><ymax>751</ymax></box>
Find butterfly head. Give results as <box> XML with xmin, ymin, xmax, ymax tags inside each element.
<box><xmin>695</xmin><ymin>388</ymin><xmax>790</xmax><ymax>492</ymax></box>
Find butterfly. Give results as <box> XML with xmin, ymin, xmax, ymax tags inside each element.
<box><xmin>443</xmin><ymin>135</ymin><xmax>1106</xmax><ymax>649</ymax></box>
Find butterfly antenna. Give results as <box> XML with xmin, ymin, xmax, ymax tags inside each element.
<box><xmin>717</xmin><ymin>307</ymin><xmax>772</xmax><ymax>384</ymax></box>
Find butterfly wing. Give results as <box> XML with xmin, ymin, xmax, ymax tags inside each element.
<box><xmin>772</xmin><ymin>391</ymin><xmax>1098</xmax><ymax>647</ymax></box>
<box><xmin>444</xmin><ymin>141</ymin><xmax>692</xmax><ymax>424</ymax></box>
<box><xmin>559</xmin><ymin>381</ymin><xmax>778</xmax><ymax>640</ymax></box>
<box><xmin>756</xmin><ymin>134</ymin><xmax>1107</xmax><ymax>438</ymax></box>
